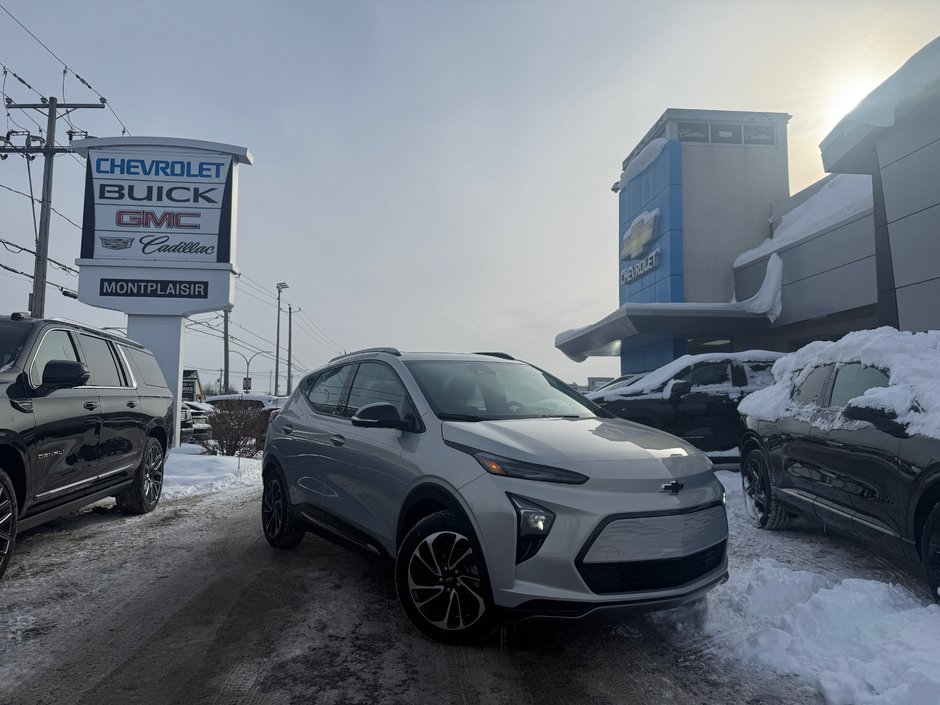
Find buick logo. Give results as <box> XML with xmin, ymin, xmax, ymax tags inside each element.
<box><xmin>660</xmin><ymin>480</ymin><xmax>685</xmax><ymax>494</ymax></box>
<box><xmin>99</xmin><ymin>236</ymin><xmax>135</xmax><ymax>250</ymax></box>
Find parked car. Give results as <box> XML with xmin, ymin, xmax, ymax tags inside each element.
<box><xmin>183</xmin><ymin>400</ymin><xmax>213</xmax><ymax>442</ymax></box>
<box><xmin>738</xmin><ymin>328</ymin><xmax>940</xmax><ymax>602</ymax></box>
<box><xmin>205</xmin><ymin>393</ymin><xmax>284</xmax><ymax>449</ymax></box>
<box><xmin>262</xmin><ymin>348</ymin><xmax>729</xmax><ymax>643</ymax></box>
<box><xmin>589</xmin><ymin>352</ymin><xmax>783</xmax><ymax>457</ymax></box>
<box><xmin>179</xmin><ymin>404</ymin><xmax>195</xmax><ymax>444</ymax></box>
<box><xmin>0</xmin><ymin>313</ymin><xmax>173</xmax><ymax>581</ymax></box>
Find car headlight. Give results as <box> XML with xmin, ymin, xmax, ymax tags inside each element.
<box><xmin>507</xmin><ymin>494</ymin><xmax>555</xmax><ymax>563</ymax></box>
<box><xmin>444</xmin><ymin>442</ymin><xmax>588</xmax><ymax>484</ymax></box>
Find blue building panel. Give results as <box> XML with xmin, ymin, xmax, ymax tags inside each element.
<box><xmin>617</xmin><ymin>140</ymin><xmax>684</xmax><ymax>374</ymax></box>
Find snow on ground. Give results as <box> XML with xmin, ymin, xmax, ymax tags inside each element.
<box><xmin>705</xmin><ymin>470</ymin><xmax>940</xmax><ymax>705</ymax></box>
<box><xmin>162</xmin><ymin>445</ymin><xmax>262</xmax><ymax>499</ymax></box>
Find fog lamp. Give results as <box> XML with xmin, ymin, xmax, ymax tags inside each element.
<box><xmin>508</xmin><ymin>494</ymin><xmax>554</xmax><ymax>563</ymax></box>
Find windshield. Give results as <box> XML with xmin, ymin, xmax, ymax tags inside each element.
<box><xmin>405</xmin><ymin>359</ymin><xmax>597</xmax><ymax>421</ymax></box>
<box><xmin>0</xmin><ymin>321</ymin><xmax>30</xmax><ymax>369</ymax></box>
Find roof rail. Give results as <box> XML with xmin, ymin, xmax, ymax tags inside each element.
<box><xmin>473</xmin><ymin>351</ymin><xmax>515</xmax><ymax>360</ymax></box>
<box><xmin>46</xmin><ymin>318</ymin><xmax>142</xmax><ymax>347</ymax></box>
<box><xmin>329</xmin><ymin>347</ymin><xmax>401</xmax><ymax>363</ymax></box>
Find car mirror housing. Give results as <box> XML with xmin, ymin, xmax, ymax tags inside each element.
<box><xmin>351</xmin><ymin>402</ymin><xmax>414</xmax><ymax>431</ymax></box>
<box><xmin>669</xmin><ymin>380</ymin><xmax>692</xmax><ymax>400</ymax></box>
<box><xmin>40</xmin><ymin>360</ymin><xmax>90</xmax><ymax>391</ymax></box>
<box><xmin>843</xmin><ymin>403</ymin><xmax>906</xmax><ymax>436</ymax></box>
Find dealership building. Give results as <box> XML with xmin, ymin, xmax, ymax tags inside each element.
<box><xmin>556</xmin><ymin>37</ymin><xmax>940</xmax><ymax>374</ymax></box>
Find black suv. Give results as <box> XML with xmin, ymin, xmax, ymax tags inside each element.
<box><xmin>0</xmin><ymin>314</ymin><xmax>173</xmax><ymax>580</ymax></box>
<box><xmin>589</xmin><ymin>352</ymin><xmax>782</xmax><ymax>456</ymax></box>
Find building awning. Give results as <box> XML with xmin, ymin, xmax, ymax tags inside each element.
<box><xmin>556</xmin><ymin>255</ymin><xmax>782</xmax><ymax>362</ymax></box>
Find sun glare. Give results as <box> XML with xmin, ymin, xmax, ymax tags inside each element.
<box><xmin>822</xmin><ymin>72</ymin><xmax>883</xmax><ymax>131</ymax></box>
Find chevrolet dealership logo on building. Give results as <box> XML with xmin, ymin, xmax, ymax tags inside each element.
<box><xmin>620</xmin><ymin>209</ymin><xmax>659</xmax><ymax>260</ymax></box>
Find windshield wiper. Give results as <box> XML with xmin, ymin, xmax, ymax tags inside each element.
<box><xmin>437</xmin><ymin>413</ymin><xmax>488</xmax><ymax>422</ymax></box>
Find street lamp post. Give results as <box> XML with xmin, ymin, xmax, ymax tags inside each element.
<box><xmin>229</xmin><ymin>350</ymin><xmax>270</xmax><ymax>392</ymax></box>
<box><xmin>274</xmin><ymin>282</ymin><xmax>289</xmax><ymax>396</ymax></box>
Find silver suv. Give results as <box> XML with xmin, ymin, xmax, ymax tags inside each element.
<box><xmin>262</xmin><ymin>349</ymin><xmax>729</xmax><ymax>643</ymax></box>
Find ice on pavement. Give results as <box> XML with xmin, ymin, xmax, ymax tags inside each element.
<box><xmin>707</xmin><ymin>471</ymin><xmax>940</xmax><ymax>705</ymax></box>
<box><xmin>162</xmin><ymin>445</ymin><xmax>262</xmax><ymax>499</ymax></box>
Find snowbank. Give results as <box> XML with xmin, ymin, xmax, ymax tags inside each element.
<box><xmin>734</xmin><ymin>174</ymin><xmax>872</xmax><ymax>268</ymax></box>
<box><xmin>738</xmin><ymin>327</ymin><xmax>940</xmax><ymax>440</ymax></box>
<box><xmin>709</xmin><ymin>471</ymin><xmax>940</xmax><ymax>705</ymax></box>
<box><xmin>162</xmin><ymin>446</ymin><xmax>262</xmax><ymax>499</ymax></box>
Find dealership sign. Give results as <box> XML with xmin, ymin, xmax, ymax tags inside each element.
<box><xmin>72</xmin><ymin>137</ymin><xmax>252</xmax><ymax>316</ymax></box>
<box><xmin>619</xmin><ymin>209</ymin><xmax>662</xmax><ymax>284</ymax></box>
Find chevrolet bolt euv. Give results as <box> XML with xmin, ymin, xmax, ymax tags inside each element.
<box><xmin>262</xmin><ymin>348</ymin><xmax>728</xmax><ymax>643</ymax></box>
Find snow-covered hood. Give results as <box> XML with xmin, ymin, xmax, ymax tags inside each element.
<box><xmin>441</xmin><ymin>416</ymin><xmax>709</xmax><ymax>478</ymax></box>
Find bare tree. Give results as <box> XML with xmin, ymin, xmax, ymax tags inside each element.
<box><xmin>203</xmin><ymin>402</ymin><xmax>266</xmax><ymax>457</ymax></box>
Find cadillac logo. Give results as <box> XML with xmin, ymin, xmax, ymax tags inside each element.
<box><xmin>620</xmin><ymin>209</ymin><xmax>658</xmax><ymax>260</ymax></box>
<box><xmin>99</xmin><ymin>236</ymin><xmax>135</xmax><ymax>250</ymax></box>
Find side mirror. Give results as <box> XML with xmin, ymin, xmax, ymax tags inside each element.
<box><xmin>351</xmin><ymin>402</ymin><xmax>414</xmax><ymax>431</ymax></box>
<box><xmin>843</xmin><ymin>403</ymin><xmax>905</xmax><ymax>436</ymax></box>
<box><xmin>40</xmin><ymin>360</ymin><xmax>90</xmax><ymax>390</ymax></box>
<box><xmin>669</xmin><ymin>380</ymin><xmax>692</xmax><ymax>400</ymax></box>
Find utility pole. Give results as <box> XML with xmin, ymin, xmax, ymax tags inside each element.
<box><xmin>1</xmin><ymin>97</ymin><xmax>105</xmax><ymax>317</ymax></box>
<box><xmin>287</xmin><ymin>305</ymin><xmax>294</xmax><ymax>395</ymax></box>
<box><xmin>274</xmin><ymin>282</ymin><xmax>289</xmax><ymax>396</ymax></box>
<box><xmin>223</xmin><ymin>310</ymin><xmax>230</xmax><ymax>393</ymax></box>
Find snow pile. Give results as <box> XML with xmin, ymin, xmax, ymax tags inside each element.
<box><xmin>739</xmin><ymin>327</ymin><xmax>940</xmax><ymax>439</ymax></box>
<box><xmin>714</xmin><ymin>558</ymin><xmax>940</xmax><ymax>705</ymax></box>
<box><xmin>618</xmin><ymin>138</ymin><xmax>668</xmax><ymax>188</ymax></box>
<box><xmin>162</xmin><ymin>445</ymin><xmax>262</xmax><ymax>499</ymax></box>
<box><xmin>734</xmin><ymin>174</ymin><xmax>872</xmax><ymax>268</ymax></box>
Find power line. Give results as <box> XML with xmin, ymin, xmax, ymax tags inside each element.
<box><xmin>0</xmin><ymin>3</ymin><xmax>130</xmax><ymax>136</ymax></box>
<box><xmin>0</xmin><ymin>182</ymin><xmax>81</xmax><ymax>229</ymax></box>
<box><xmin>0</xmin><ymin>260</ymin><xmax>76</xmax><ymax>298</ymax></box>
<box><xmin>0</xmin><ymin>236</ymin><xmax>78</xmax><ymax>276</ymax></box>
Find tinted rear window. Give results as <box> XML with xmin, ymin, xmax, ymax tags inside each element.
<box><xmin>0</xmin><ymin>321</ymin><xmax>31</xmax><ymax>368</ymax></box>
<box><xmin>124</xmin><ymin>347</ymin><xmax>167</xmax><ymax>387</ymax></box>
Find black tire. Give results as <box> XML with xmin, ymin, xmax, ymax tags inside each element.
<box><xmin>116</xmin><ymin>436</ymin><xmax>164</xmax><ymax>515</ymax></box>
<box><xmin>261</xmin><ymin>466</ymin><xmax>304</xmax><ymax>549</ymax></box>
<box><xmin>0</xmin><ymin>468</ymin><xmax>17</xmax><ymax>582</ymax></box>
<box><xmin>741</xmin><ymin>449</ymin><xmax>791</xmax><ymax>530</ymax></box>
<box><xmin>395</xmin><ymin>510</ymin><xmax>496</xmax><ymax>645</ymax></box>
<box><xmin>920</xmin><ymin>503</ymin><xmax>940</xmax><ymax>604</ymax></box>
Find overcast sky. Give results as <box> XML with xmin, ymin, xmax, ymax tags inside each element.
<box><xmin>1</xmin><ymin>0</ymin><xmax>937</xmax><ymax>390</ymax></box>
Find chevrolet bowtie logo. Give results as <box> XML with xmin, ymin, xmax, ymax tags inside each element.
<box><xmin>620</xmin><ymin>209</ymin><xmax>658</xmax><ymax>260</ymax></box>
<box><xmin>660</xmin><ymin>480</ymin><xmax>684</xmax><ymax>494</ymax></box>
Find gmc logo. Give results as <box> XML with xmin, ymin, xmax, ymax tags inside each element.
<box><xmin>115</xmin><ymin>210</ymin><xmax>201</xmax><ymax>229</ymax></box>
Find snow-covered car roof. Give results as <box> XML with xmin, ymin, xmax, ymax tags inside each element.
<box><xmin>738</xmin><ymin>327</ymin><xmax>940</xmax><ymax>439</ymax></box>
<box><xmin>601</xmin><ymin>351</ymin><xmax>783</xmax><ymax>400</ymax></box>
<box><xmin>205</xmin><ymin>394</ymin><xmax>285</xmax><ymax>409</ymax></box>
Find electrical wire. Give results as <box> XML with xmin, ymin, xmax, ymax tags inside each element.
<box><xmin>0</xmin><ymin>237</ymin><xmax>79</xmax><ymax>276</ymax></box>
<box><xmin>0</xmin><ymin>183</ymin><xmax>82</xmax><ymax>229</ymax></box>
<box><xmin>0</xmin><ymin>3</ymin><xmax>130</xmax><ymax>135</ymax></box>
<box><xmin>0</xmin><ymin>260</ymin><xmax>76</xmax><ymax>297</ymax></box>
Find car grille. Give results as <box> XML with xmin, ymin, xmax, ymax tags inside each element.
<box><xmin>577</xmin><ymin>541</ymin><xmax>726</xmax><ymax>595</ymax></box>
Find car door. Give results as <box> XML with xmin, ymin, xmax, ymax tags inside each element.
<box><xmin>328</xmin><ymin>361</ymin><xmax>417</xmax><ymax>545</ymax></box>
<box><xmin>76</xmin><ymin>333</ymin><xmax>145</xmax><ymax>485</ymax></box>
<box><xmin>27</xmin><ymin>327</ymin><xmax>101</xmax><ymax>504</ymax></box>
<box><xmin>766</xmin><ymin>364</ymin><xmax>833</xmax><ymax>515</ymax></box>
<box><xmin>671</xmin><ymin>362</ymin><xmax>737</xmax><ymax>452</ymax></box>
<box><xmin>810</xmin><ymin>363</ymin><xmax>903</xmax><ymax>552</ymax></box>
<box><xmin>277</xmin><ymin>364</ymin><xmax>355</xmax><ymax>517</ymax></box>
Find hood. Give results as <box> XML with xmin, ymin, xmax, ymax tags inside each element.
<box><xmin>441</xmin><ymin>416</ymin><xmax>709</xmax><ymax>480</ymax></box>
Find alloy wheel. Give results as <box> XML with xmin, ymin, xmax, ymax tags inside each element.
<box><xmin>407</xmin><ymin>530</ymin><xmax>486</xmax><ymax>631</ymax></box>
<box><xmin>0</xmin><ymin>482</ymin><xmax>13</xmax><ymax>562</ymax></box>
<box><xmin>741</xmin><ymin>457</ymin><xmax>767</xmax><ymax>523</ymax></box>
<box><xmin>142</xmin><ymin>444</ymin><xmax>164</xmax><ymax>506</ymax></box>
<box><xmin>262</xmin><ymin>476</ymin><xmax>284</xmax><ymax>538</ymax></box>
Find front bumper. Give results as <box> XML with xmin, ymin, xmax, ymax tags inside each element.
<box><xmin>458</xmin><ymin>470</ymin><xmax>729</xmax><ymax>612</ymax></box>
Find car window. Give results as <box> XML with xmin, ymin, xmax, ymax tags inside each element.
<box><xmin>678</xmin><ymin>363</ymin><xmax>731</xmax><ymax>388</ymax></box>
<box><xmin>828</xmin><ymin>364</ymin><xmax>890</xmax><ymax>409</ymax></box>
<box><xmin>0</xmin><ymin>321</ymin><xmax>30</xmax><ymax>368</ymax></box>
<box><xmin>123</xmin><ymin>346</ymin><xmax>166</xmax><ymax>387</ymax></box>
<box><xmin>79</xmin><ymin>334</ymin><xmax>125</xmax><ymax>387</ymax></box>
<box><xmin>344</xmin><ymin>362</ymin><xmax>411</xmax><ymax>418</ymax></box>
<box><xmin>743</xmin><ymin>362</ymin><xmax>775</xmax><ymax>389</ymax></box>
<box><xmin>306</xmin><ymin>364</ymin><xmax>353</xmax><ymax>415</ymax></box>
<box><xmin>791</xmin><ymin>365</ymin><xmax>832</xmax><ymax>405</ymax></box>
<box><xmin>29</xmin><ymin>329</ymin><xmax>79</xmax><ymax>387</ymax></box>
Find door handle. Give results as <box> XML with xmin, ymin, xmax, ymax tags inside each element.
<box><xmin>83</xmin><ymin>401</ymin><xmax>98</xmax><ymax>411</ymax></box>
<box><xmin>330</xmin><ymin>434</ymin><xmax>345</xmax><ymax>447</ymax></box>
<box><xmin>282</xmin><ymin>424</ymin><xmax>294</xmax><ymax>435</ymax></box>
<box><xmin>127</xmin><ymin>400</ymin><xmax>137</xmax><ymax>408</ymax></box>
